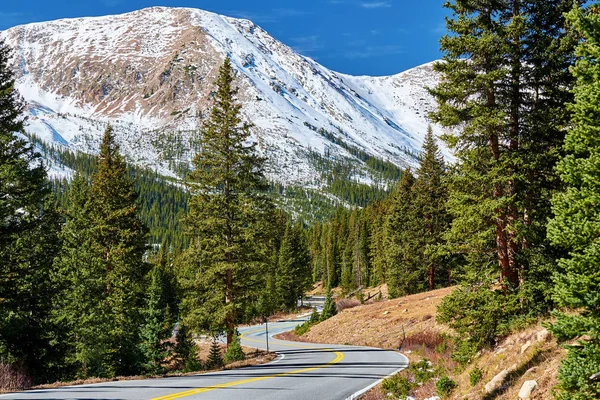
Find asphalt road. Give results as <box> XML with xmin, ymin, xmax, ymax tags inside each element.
<box><xmin>0</xmin><ymin>321</ymin><xmax>408</xmax><ymax>400</ymax></box>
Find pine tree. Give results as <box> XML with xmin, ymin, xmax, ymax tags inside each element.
<box><xmin>181</xmin><ymin>57</ymin><xmax>275</xmax><ymax>345</ymax></box>
<box><xmin>224</xmin><ymin>330</ymin><xmax>245</xmax><ymax>364</ymax></box>
<box><xmin>412</xmin><ymin>126</ymin><xmax>449</xmax><ymax>290</ymax></box>
<box><xmin>0</xmin><ymin>38</ymin><xmax>62</xmax><ymax>383</ymax></box>
<box><xmin>140</xmin><ymin>247</ymin><xmax>179</xmax><ymax>375</ymax></box>
<box><xmin>55</xmin><ymin>126</ymin><xmax>149</xmax><ymax>377</ymax></box>
<box><xmin>276</xmin><ymin>222</ymin><xmax>311</xmax><ymax>311</ymax></box>
<box><xmin>90</xmin><ymin>126</ymin><xmax>149</xmax><ymax>376</ymax></box>
<box><xmin>320</xmin><ymin>287</ymin><xmax>337</xmax><ymax>321</ymax></box>
<box><xmin>206</xmin><ymin>336</ymin><xmax>224</xmax><ymax>370</ymax></box>
<box><xmin>173</xmin><ymin>323</ymin><xmax>201</xmax><ymax>372</ymax></box>
<box><xmin>547</xmin><ymin>4</ymin><xmax>600</xmax><ymax>398</ymax></box>
<box><xmin>384</xmin><ymin>169</ymin><xmax>419</xmax><ymax>298</ymax></box>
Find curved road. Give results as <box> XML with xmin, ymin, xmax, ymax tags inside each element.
<box><xmin>0</xmin><ymin>321</ymin><xmax>407</xmax><ymax>400</ymax></box>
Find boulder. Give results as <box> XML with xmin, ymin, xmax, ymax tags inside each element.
<box><xmin>485</xmin><ymin>369</ymin><xmax>511</xmax><ymax>394</ymax></box>
<box><xmin>518</xmin><ymin>380</ymin><xmax>538</xmax><ymax>399</ymax></box>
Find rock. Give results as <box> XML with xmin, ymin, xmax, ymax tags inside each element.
<box><xmin>424</xmin><ymin>397</ymin><xmax>440</xmax><ymax>400</ymax></box>
<box><xmin>383</xmin><ymin>311</ymin><xmax>390</xmax><ymax>315</ymax></box>
<box><xmin>521</xmin><ymin>340</ymin><xmax>532</xmax><ymax>354</ymax></box>
<box><xmin>495</xmin><ymin>347</ymin><xmax>507</xmax><ymax>355</ymax></box>
<box><xmin>485</xmin><ymin>369</ymin><xmax>511</xmax><ymax>394</ymax></box>
<box><xmin>537</xmin><ymin>329</ymin><xmax>550</xmax><ymax>342</ymax></box>
<box><xmin>518</xmin><ymin>380</ymin><xmax>538</xmax><ymax>399</ymax></box>
<box><xmin>403</xmin><ymin>308</ymin><xmax>408</xmax><ymax>313</ymax></box>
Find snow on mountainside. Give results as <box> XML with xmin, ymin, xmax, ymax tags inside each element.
<box><xmin>0</xmin><ymin>6</ymin><xmax>444</xmax><ymax>186</ymax></box>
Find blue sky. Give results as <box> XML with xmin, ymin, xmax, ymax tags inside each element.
<box><xmin>0</xmin><ymin>1</ymin><xmax>449</xmax><ymax>76</ymax></box>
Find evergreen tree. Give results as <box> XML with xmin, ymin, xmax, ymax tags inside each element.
<box><xmin>224</xmin><ymin>330</ymin><xmax>245</xmax><ymax>364</ymax></box>
<box><xmin>0</xmin><ymin>38</ymin><xmax>62</xmax><ymax>383</ymax></box>
<box><xmin>206</xmin><ymin>336</ymin><xmax>224</xmax><ymax>370</ymax></box>
<box><xmin>547</xmin><ymin>4</ymin><xmax>600</xmax><ymax>399</ymax></box>
<box><xmin>320</xmin><ymin>287</ymin><xmax>337</xmax><ymax>321</ymax></box>
<box><xmin>384</xmin><ymin>169</ymin><xmax>419</xmax><ymax>298</ymax></box>
<box><xmin>90</xmin><ymin>126</ymin><xmax>149</xmax><ymax>376</ymax></box>
<box><xmin>181</xmin><ymin>57</ymin><xmax>275</xmax><ymax>345</ymax></box>
<box><xmin>173</xmin><ymin>323</ymin><xmax>201</xmax><ymax>372</ymax></box>
<box><xmin>140</xmin><ymin>247</ymin><xmax>179</xmax><ymax>375</ymax></box>
<box><xmin>431</xmin><ymin>0</ymin><xmax>581</xmax><ymax>325</ymax></box>
<box><xmin>276</xmin><ymin>222</ymin><xmax>311</xmax><ymax>311</ymax></box>
<box><xmin>55</xmin><ymin>126</ymin><xmax>149</xmax><ymax>377</ymax></box>
<box><xmin>412</xmin><ymin>126</ymin><xmax>449</xmax><ymax>290</ymax></box>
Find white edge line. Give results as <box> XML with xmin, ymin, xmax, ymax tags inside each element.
<box><xmin>345</xmin><ymin>352</ymin><xmax>409</xmax><ymax>400</ymax></box>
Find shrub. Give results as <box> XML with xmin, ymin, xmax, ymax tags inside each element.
<box><xmin>205</xmin><ymin>336</ymin><xmax>223</xmax><ymax>370</ymax></box>
<box><xmin>410</xmin><ymin>359</ymin><xmax>435</xmax><ymax>383</ymax></box>
<box><xmin>308</xmin><ymin>307</ymin><xmax>320</xmax><ymax>323</ymax></box>
<box><xmin>436</xmin><ymin>375</ymin><xmax>457</xmax><ymax>398</ymax></box>
<box><xmin>293</xmin><ymin>321</ymin><xmax>312</xmax><ymax>336</ymax></box>
<box><xmin>403</xmin><ymin>330</ymin><xmax>445</xmax><ymax>350</ymax></box>
<box><xmin>469</xmin><ymin>366</ymin><xmax>484</xmax><ymax>386</ymax></box>
<box><xmin>382</xmin><ymin>373</ymin><xmax>414</xmax><ymax>398</ymax></box>
<box><xmin>320</xmin><ymin>288</ymin><xmax>337</xmax><ymax>321</ymax></box>
<box><xmin>224</xmin><ymin>330</ymin><xmax>245</xmax><ymax>364</ymax></box>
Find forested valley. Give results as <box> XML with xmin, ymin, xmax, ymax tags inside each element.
<box><xmin>1</xmin><ymin>1</ymin><xmax>599</xmax><ymax>399</ymax></box>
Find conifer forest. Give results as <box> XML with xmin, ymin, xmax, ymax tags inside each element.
<box><xmin>1</xmin><ymin>1</ymin><xmax>599</xmax><ymax>398</ymax></box>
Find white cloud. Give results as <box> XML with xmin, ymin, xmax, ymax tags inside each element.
<box><xmin>360</xmin><ymin>2</ymin><xmax>392</xmax><ymax>9</ymax></box>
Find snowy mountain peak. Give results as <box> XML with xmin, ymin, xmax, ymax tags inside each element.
<box><xmin>1</xmin><ymin>7</ymin><xmax>443</xmax><ymax>186</ymax></box>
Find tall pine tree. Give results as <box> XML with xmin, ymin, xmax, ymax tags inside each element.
<box><xmin>0</xmin><ymin>38</ymin><xmax>62</xmax><ymax>383</ymax></box>
<box><xmin>181</xmin><ymin>56</ymin><xmax>274</xmax><ymax>345</ymax></box>
<box><xmin>547</xmin><ymin>4</ymin><xmax>600</xmax><ymax>399</ymax></box>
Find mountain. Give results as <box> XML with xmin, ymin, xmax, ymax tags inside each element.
<box><xmin>0</xmin><ymin>6</ymin><xmax>443</xmax><ymax>189</ymax></box>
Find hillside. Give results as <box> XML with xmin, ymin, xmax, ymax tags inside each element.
<box><xmin>0</xmin><ymin>7</ymin><xmax>444</xmax><ymax>193</ymax></box>
<box><xmin>284</xmin><ymin>289</ymin><xmax>564</xmax><ymax>400</ymax></box>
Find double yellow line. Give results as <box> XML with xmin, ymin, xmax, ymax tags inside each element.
<box><xmin>151</xmin><ymin>327</ymin><xmax>344</xmax><ymax>400</ymax></box>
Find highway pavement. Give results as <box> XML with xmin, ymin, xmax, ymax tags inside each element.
<box><xmin>0</xmin><ymin>320</ymin><xmax>408</xmax><ymax>400</ymax></box>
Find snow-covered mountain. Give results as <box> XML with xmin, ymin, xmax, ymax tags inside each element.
<box><xmin>1</xmin><ymin>6</ymin><xmax>443</xmax><ymax>186</ymax></box>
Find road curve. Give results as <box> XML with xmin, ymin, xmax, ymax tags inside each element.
<box><xmin>0</xmin><ymin>321</ymin><xmax>408</xmax><ymax>400</ymax></box>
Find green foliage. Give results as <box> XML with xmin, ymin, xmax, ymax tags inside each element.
<box><xmin>206</xmin><ymin>336</ymin><xmax>224</xmax><ymax>370</ymax></box>
<box><xmin>54</xmin><ymin>126</ymin><xmax>149</xmax><ymax>378</ymax></box>
<box><xmin>320</xmin><ymin>288</ymin><xmax>337</xmax><ymax>321</ymax></box>
<box><xmin>381</xmin><ymin>374</ymin><xmax>414</xmax><ymax>398</ymax></box>
<box><xmin>437</xmin><ymin>284</ymin><xmax>520</xmax><ymax>364</ymax></box>
<box><xmin>180</xmin><ymin>57</ymin><xmax>275</xmax><ymax>344</ymax></box>
<box><xmin>410</xmin><ymin>359</ymin><xmax>434</xmax><ymax>383</ymax></box>
<box><xmin>224</xmin><ymin>330</ymin><xmax>245</xmax><ymax>364</ymax></box>
<box><xmin>276</xmin><ymin>221</ymin><xmax>312</xmax><ymax>311</ymax></box>
<box><xmin>0</xmin><ymin>38</ymin><xmax>63</xmax><ymax>384</ymax></box>
<box><xmin>173</xmin><ymin>324</ymin><xmax>201</xmax><ymax>372</ymax></box>
<box><xmin>139</xmin><ymin>249</ymin><xmax>179</xmax><ymax>375</ymax></box>
<box><xmin>546</xmin><ymin>4</ymin><xmax>600</xmax><ymax>399</ymax></box>
<box><xmin>309</xmin><ymin>308</ymin><xmax>320</xmax><ymax>324</ymax></box>
<box><xmin>469</xmin><ymin>366</ymin><xmax>484</xmax><ymax>387</ymax></box>
<box><xmin>436</xmin><ymin>376</ymin><xmax>457</xmax><ymax>398</ymax></box>
<box><xmin>293</xmin><ymin>321</ymin><xmax>314</xmax><ymax>336</ymax></box>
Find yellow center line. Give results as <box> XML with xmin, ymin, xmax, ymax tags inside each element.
<box><xmin>150</xmin><ymin>351</ymin><xmax>345</xmax><ymax>400</ymax></box>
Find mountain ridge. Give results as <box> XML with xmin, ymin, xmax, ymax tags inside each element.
<box><xmin>0</xmin><ymin>6</ymin><xmax>444</xmax><ymax>187</ymax></box>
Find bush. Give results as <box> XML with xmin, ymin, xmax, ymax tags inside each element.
<box><xmin>205</xmin><ymin>336</ymin><xmax>223</xmax><ymax>370</ymax></box>
<box><xmin>173</xmin><ymin>324</ymin><xmax>202</xmax><ymax>372</ymax></box>
<box><xmin>224</xmin><ymin>330</ymin><xmax>245</xmax><ymax>364</ymax></box>
<box><xmin>410</xmin><ymin>359</ymin><xmax>434</xmax><ymax>383</ymax></box>
<box><xmin>437</xmin><ymin>283</ymin><xmax>521</xmax><ymax>364</ymax></box>
<box><xmin>294</xmin><ymin>321</ymin><xmax>313</xmax><ymax>336</ymax></box>
<box><xmin>381</xmin><ymin>373</ymin><xmax>414</xmax><ymax>398</ymax></box>
<box><xmin>308</xmin><ymin>307</ymin><xmax>320</xmax><ymax>323</ymax></box>
<box><xmin>436</xmin><ymin>375</ymin><xmax>457</xmax><ymax>398</ymax></box>
<box><xmin>469</xmin><ymin>366</ymin><xmax>484</xmax><ymax>386</ymax></box>
<box><xmin>320</xmin><ymin>288</ymin><xmax>337</xmax><ymax>321</ymax></box>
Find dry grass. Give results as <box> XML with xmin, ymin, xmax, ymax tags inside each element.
<box><xmin>448</xmin><ymin>323</ymin><xmax>563</xmax><ymax>400</ymax></box>
<box><xmin>285</xmin><ymin>287</ymin><xmax>454</xmax><ymax>349</ymax></box>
